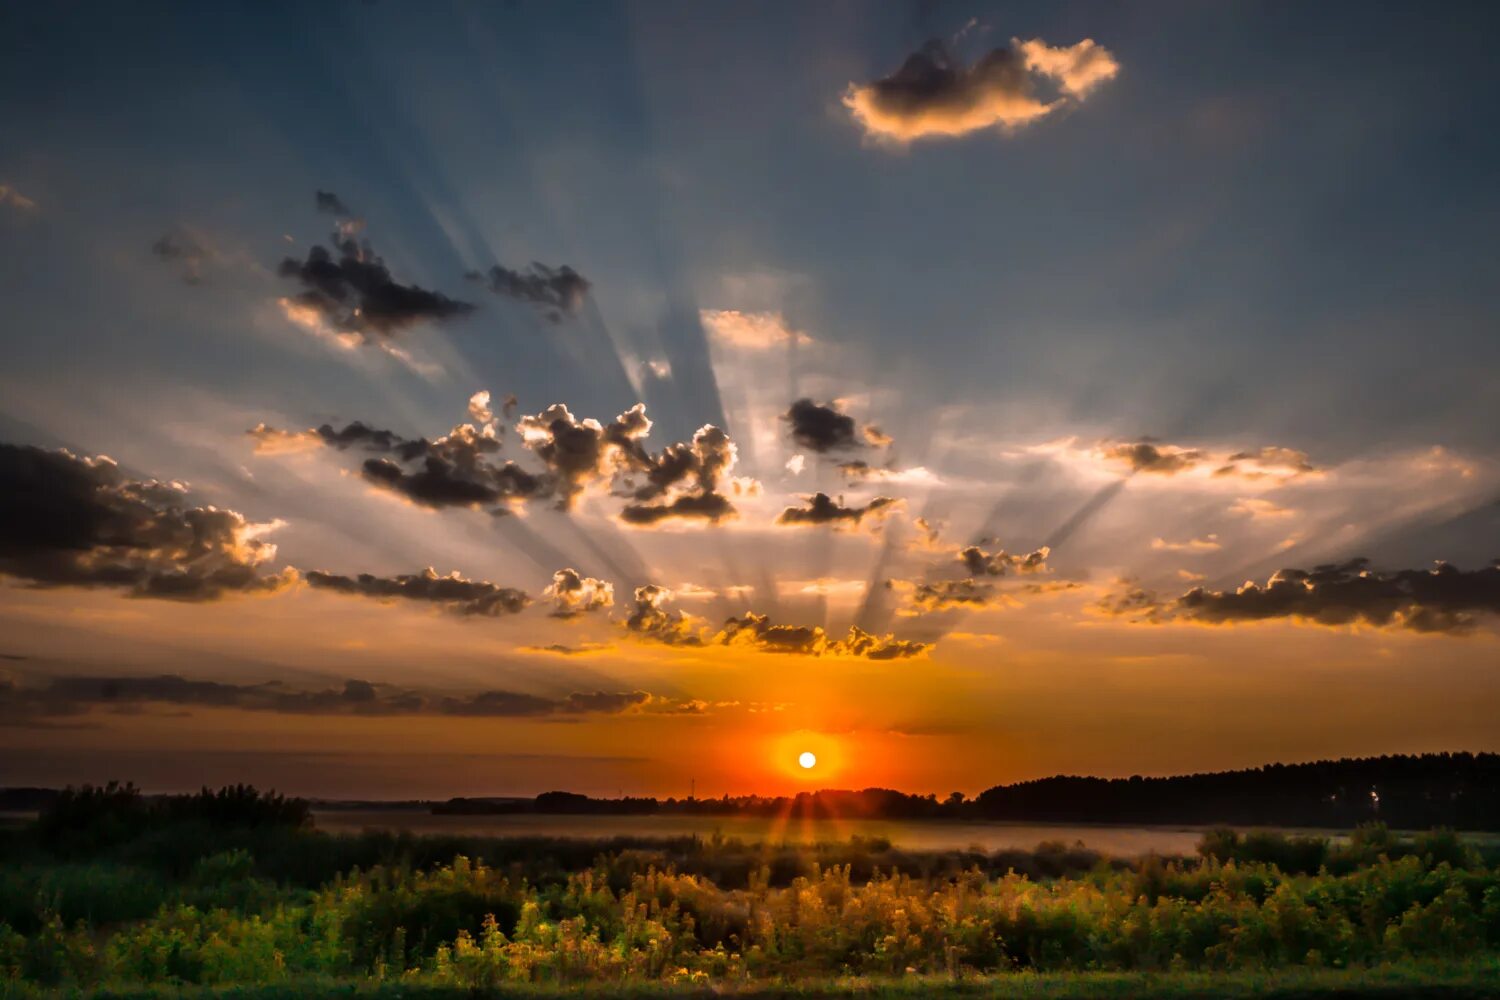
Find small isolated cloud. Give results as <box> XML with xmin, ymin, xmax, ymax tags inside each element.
<box><xmin>959</xmin><ymin>542</ymin><xmax>1050</xmax><ymax>576</ymax></box>
<box><xmin>0</xmin><ymin>443</ymin><xmax>293</xmax><ymax>601</ymax></box>
<box><xmin>519</xmin><ymin>642</ymin><xmax>613</xmax><ymax>656</ymax></box>
<box><xmin>1230</xmin><ymin>497</ymin><xmax>1295</xmax><ymax>520</ymax></box>
<box><xmin>844</xmin><ymin>36</ymin><xmax>1118</xmax><ymax>143</ymax></box>
<box><xmin>315</xmin><ymin>190</ymin><xmax>355</xmax><ymax>217</ymax></box>
<box><xmin>304</xmin><ymin>567</ymin><xmax>529</xmax><ymax>617</ymax></box>
<box><xmin>467</xmin><ymin>262</ymin><xmax>590</xmax><ymax>320</ymax></box>
<box><xmin>776</xmin><ymin>492</ymin><xmax>900</xmax><ymax>528</ymax></box>
<box><xmin>700</xmin><ymin>310</ymin><xmax>812</xmax><ymax>349</ymax></box>
<box><xmin>717</xmin><ymin>613</ymin><xmax>927</xmax><ymax>660</ymax></box>
<box><xmin>1152</xmin><ymin>534</ymin><xmax>1221</xmax><ymax>553</ymax></box>
<box><xmin>150</xmin><ymin>227</ymin><xmax>216</xmax><ymax>284</ymax></box>
<box><xmin>277</xmin><ymin>205</ymin><xmax>473</xmax><ymax>342</ymax></box>
<box><xmin>0</xmin><ymin>183</ymin><xmax>37</xmax><ymax>212</ymax></box>
<box><xmin>543</xmin><ymin>568</ymin><xmax>614</xmax><ymax>619</ymax></box>
<box><xmin>1098</xmin><ymin>558</ymin><xmax>1500</xmax><ymax>635</ymax></box>
<box><xmin>1102</xmin><ymin>441</ymin><xmax>1203</xmax><ymax>475</ymax></box>
<box><xmin>786</xmin><ymin>454</ymin><xmax>807</xmax><ymax>476</ymax></box>
<box><xmin>784</xmin><ymin>398</ymin><xmax>885</xmax><ymax>453</ymax></box>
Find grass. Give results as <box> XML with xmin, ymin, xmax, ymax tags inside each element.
<box><xmin>5</xmin><ymin>959</ymin><xmax>1496</xmax><ymax>998</ymax></box>
<box><xmin>2</xmin><ymin>788</ymin><xmax>1499</xmax><ymax>995</ymax></box>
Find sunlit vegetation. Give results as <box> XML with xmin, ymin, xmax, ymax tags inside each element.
<box><xmin>1</xmin><ymin>785</ymin><xmax>1498</xmax><ymax>995</ymax></box>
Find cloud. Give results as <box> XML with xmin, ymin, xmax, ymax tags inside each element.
<box><xmin>0</xmin><ymin>443</ymin><xmax>294</xmax><ymax>601</ymax></box>
<box><xmin>1095</xmin><ymin>439</ymin><xmax>1317</xmax><ymax>482</ymax></box>
<box><xmin>0</xmin><ymin>183</ymin><xmax>37</xmax><ymax>211</ymax></box>
<box><xmin>621</xmin><ymin>584</ymin><xmax>703</xmax><ymax>646</ymax></box>
<box><xmin>907</xmin><ymin>578</ymin><xmax>1000</xmax><ymax>611</ymax></box>
<box><xmin>1230</xmin><ymin>497</ymin><xmax>1296</xmax><ymax>520</ymax></box>
<box><xmin>616</xmin><ymin>423</ymin><xmax>744</xmax><ymax>527</ymax></box>
<box><xmin>843</xmin><ymin>37</ymin><xmax>1118</xmax><ymax>143</ymax></box>
<box><xmin>1100</xmin><ymin>558</ymin><xmax>1500</xmax><ymax>634</ymax></box>
<box><xmin>784</xmin><ymin>398</ymin><xmax>888</xmax><ymax>453</ymax></box>
<box><xmin>272</xmin><ymin>414</ymin><xmax>538</xmax><ymax>512</ymax></box>
<box><xmin>150</xmin><ymin>228</ymin><xmax>216</xmax><ymax>284</ymax></box>
<box><xmin>247</xmin><ymin>423</ymin><xmax>323</xmax><ymax>455</ymax></box>
<box><xmin>0</xmin><ymin>672</ymin><xmax>702</xmax><ymax>723</ymax></box>
<box><xmin>468</xmin><ymin>390</ymin><xmax>495</xmax><ymax>427</ymax></box>
<box><xmin>959</xmin><ymin>542</ymin><xmax>1050</xmax><ymax>575</ymax></box>
<box><xmin>716</xmin><ymin>613</ymin><xmax>927</xmax><ymax>660</ymax></box>
<box><xmin>1151</xmin><ymin>534</ymin><xmax>1221</xmax><ymax>553</ymax></box>
<box><xmin>543</xmin><ymin>568</ymin><xmax>614</xmax><ymax>619</ymax></box>
<box><xmin>1101</xmin><ymin>441</ymin><xmax>1204</xmax><ymax>475</ymax></box>
<box><xmin>699</xmin><ymin>310</ymin><xmax>811</xmax><ymax>349</ymax></box>
<box><xmin>1017</xmin><ymin>38</ymin><xmax>1120</xmax><ymax>97</ymax></box>
<box><xmin>519</xmin><ymin>642</ymin><xmax>613</xmax><ymax>656</ymax></box>
<box><xmin>262</xmin><ymin>398</ymin><xmax>749</xmax><ymax>523</ymax></box>
<box><xmin>315</xmin><ymin>190</ymin><xmax>354</xmax><ymax>217</ymax></box>
<box><xmin>776</xmin><ymin>492</ymin><xmax>900</xmax><ymax>527</ymax></box>
<box><xmin>277</xmin><ymin>230</ymin><xmax>473</xmax><ymax>341</ymax></box>
<box><xmin>467</xmin><ymin>262</ymin><xmax>590</xmax><ymax>319</ymax></box>
<box><xmin>1216</xmin><ymin>447</ymin><xmax>1316</xmax><ymax>480</ymax></box>
<box><xmin>304</xmin><ymin>567</ymin><xmax>529</xmax><ymax>617</ymax></box>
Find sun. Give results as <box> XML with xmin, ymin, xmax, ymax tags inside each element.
<box><xmin>798</xmin><ymin>750</ymin><xmax>817</xmax><ymax>770</ymax></box>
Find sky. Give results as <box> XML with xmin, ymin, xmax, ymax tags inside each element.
<box><xmin>1</xmin><ymin>1</ymin><xmax>1498</xmax><ymax>800</ymax></box>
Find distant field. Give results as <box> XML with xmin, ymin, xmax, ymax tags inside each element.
<box><xmin>310</xmin><ymin>810</ymin><xmax>1500</xmax><ymax>855</ymax></box>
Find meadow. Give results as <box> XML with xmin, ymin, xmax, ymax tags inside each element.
<box><xmin>1</xmin><ymin>785</ymin><xmax>1498</xmax><ymax>997</ymax></box>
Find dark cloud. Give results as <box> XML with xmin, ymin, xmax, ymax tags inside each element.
<box><xmin>908</xmin><ymin>578</ymin><xmax>998</xmax><ymax>611</ymax></box>
<box><xmin>959</xmin><ymin>542</ymin><xmax>1050</xmax><ymax>576</ymax></box>
<box><xmin>784</xmin><ymin>398</ymin><xmax>866</xmax><ymax>453</ymax></box>
<box><xmin>0</xmin><ymin>443</ymin><xmax>294</xmax><ymax>601</ymax></box>
<box><xmin>1102</xmin><ymin>441</ymin><xmax>1204</xmax><ymax>475</ymax></box>
<box><xmin>621</xmin><ymin>584</ymin><xmax>703</xmax><ymax>646</ymax></box>
<box><xmin>467</xmin><ymin>262</ymin><xmax>590</xmax><ymax>319</ymax></box>
<box><xmin>776</xmin><ymin>492</ymin><xmax>899</xmax><ymax>527</ymax></box>
<box><xmin>717</xmin><ymin>613</ymin><xmax>927</xmax><ymax>660</ymax></box>
<box><xmin>272</xmin><ymin>416</ymin><xmax>541</xmax><ymax>512</ymax></box>
<box><xmin>277</xmin><ymin>234</ymin><xmax>473</xmax><ymax>340</ymax></box>
<box><xmin>315</xmin><ymin>190</ymin><xmax>354</xmax><ymax>217</ymax></box>
<box><xmin>304</xmin><ymin>567</ymin><xmax>530</xmax><ymax>616</ymax></box>
<box><xmin>1102</xmin><ymin>558</ymin><xmax>1500</xmax><ymax>634</ymax></box>
<box><xmin>258</xmin><ymin>399</ymin><xmax>749</xmax><ymax>523</ymax></box>
<box><xmin>0</xmin><ymin>673</ymin><xmax>697</xmax><ymax>724</ymax></box>
<box><xmin>543</xmin><ymin>568</ymin><xmax>614</xmax><ymax>619</ymax></box>
<box><xmin>150</xmin><ymin>228</ymin><xmax>213</xmax><ymax>284</ymax></box>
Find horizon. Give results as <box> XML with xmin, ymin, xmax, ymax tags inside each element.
<box><xmin>4</xmin><ymin>2</ymin><xmax>1500</xmax><ymax>803</ymax></box>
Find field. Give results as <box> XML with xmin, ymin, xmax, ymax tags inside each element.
<box><xmin>1</xmin><ymin>786</ymin><xmax>1499</xmax><ymax>997</ymax></box>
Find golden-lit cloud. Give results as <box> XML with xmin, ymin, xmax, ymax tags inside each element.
<box><xmin>1152</xmin><ymin>534</ymin><xmax>1222</xmax><ymax>553</ymax></box>
<box><xmin>543</xmin><ymin>568</ymin><xmax>614</xmax><ymax>619</ymax></box>
<box><xmin>844</xmin><ymin>37</ymin><xmax>1118</xmax><ymax>143</ymax></box>
<box><xmin>699</xmin><ymin>309</ymin><xmax>812</xmax><ymax>349</ymax></box>
<box><xmin>0</xmin><ymin>183</ymin><xmax>37</xmax><ymax>212</ymax></box>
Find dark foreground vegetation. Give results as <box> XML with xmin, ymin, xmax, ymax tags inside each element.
<box><xmin>433</xmin><ymin>753</ymin><xmax>1500</xmax><ymax>830</ymax></box>
<box><xmin>2</xmin><ymin>785</ymin><xmax>1500</xmax><ymax>996</ymax></box>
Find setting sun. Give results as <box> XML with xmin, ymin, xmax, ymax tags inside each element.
<box><xmin>798</xmin><ymin>751</ymin><xmax>817</xmax><ymax>770</ymax></box>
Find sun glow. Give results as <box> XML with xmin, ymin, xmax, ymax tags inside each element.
<box><xmin>798</xmin><ymin>750</ymin><xmax>817</xmax><ymax>769</ymax></box>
